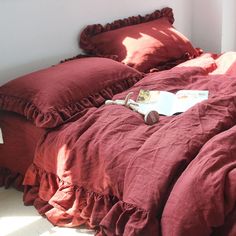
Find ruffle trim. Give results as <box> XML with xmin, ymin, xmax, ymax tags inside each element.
<box><xmin>79</xmin><ymin>7</ymin><xmax>174</xmax><ymax>55</ymax></box>
<box><xmin>60</xmin><ymin>52</ymin><xmax>196</xmax><ymax>73</ymax></box>
<box><xmin>60</xmin><ymin>54</ymin><xmax>93</xmax><ymax>63</ymax></box>
<box><xmin>60</xmin><ymin>54</ymin><xmax>119</xmax><ymax>64</ymax></box>
<box><xmin>0</xmin><ymin>167</ymin><xmax>24</xmax><ymax>190</ymax></box>
<box><xmin>0</xmin><ymin>75</ymin><xmax>141</xmax><ymax>129</ymax></box>
<box><xmin>23</xmin><ymin>164</ymin><xmax>157</xmax><ymax>235</ymax></box>
<box><xmin>149</xmin><ymin>51</ymin><xmax>198</xmax><ymax>73</ymax></box>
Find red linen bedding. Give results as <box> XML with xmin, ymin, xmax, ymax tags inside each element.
<box><xmin>23</xmin><ymin>53</ymin><xmax>236</xmax><ymax>235</ymax></box>
<box><xmin>0</xmin><ymin>111</ymin><xmax>45</xmax><ymax>188</ymax></box>
<box><xmin>161</xmin><ymin>125</ymin><xmax>236</xmax><ymax>236</ymax></box>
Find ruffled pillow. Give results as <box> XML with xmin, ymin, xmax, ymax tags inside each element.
<box><xmin>0</xmin><ymin>57</ymin><xmax>142</xmax><ymax>128</ymax></box>
<box><xmin>80</xmin><ymin>7</ymin><xmax>199</xmax><ymax>72</ymax></box>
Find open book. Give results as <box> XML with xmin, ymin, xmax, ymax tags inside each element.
<box><xmin>136</xmin><ymin>89</ymin><xmax>209</xmax><ymax>116</ymax></box>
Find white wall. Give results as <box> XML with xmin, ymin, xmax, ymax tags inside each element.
<box><xmin>192</xmin><ymin>0</ymin><xmax>222</xmax><ymax>53</ymax></box>
<box><xmin>0</xmin><ymin>0</ymin><xmax>192</xmax><ymax>85</ymax></box>
<box><xmin>192</xmin><ymin>0</ymin><xmax>236</xmax><ymax>53</ymax></box>
<box><xmin>221</xmin><ymin>0</ymin><xmax>236</xmax><ymax>52</ymax></box>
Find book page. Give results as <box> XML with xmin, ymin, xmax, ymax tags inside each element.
<box><xmin>171</xmin><ymin>90</ymin><xmax>209</xmax><ymax>115</ymax></box>
<box><xmin>136</xmin><ymin>90</ymin><xmax>176</xmax><ymax>116</ymax></box>
<box><xmin>0</xmin><ymin>128</ymin><xmax>3</xmax><ymax>144</ymax></box>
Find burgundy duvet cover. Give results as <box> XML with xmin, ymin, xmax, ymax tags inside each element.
<box><xmin>23</xmin><ymin>53</ymin><xmax>236</xmax><ymax>236</ymax></box>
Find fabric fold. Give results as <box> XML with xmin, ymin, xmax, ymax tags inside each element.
<box><xmin>0</xmin><ymin>167</ymin><xmax>24</xmax><ymax>190</ymax></box>
<box><xmin>99</xmin><ymin>201</ymin><xmax>159</xmax><ymax>236</ymax></box>
<box><xmin>23</xmin><ymin>164</ymin><xmax>156</xmax><ymax>235</ymax></box>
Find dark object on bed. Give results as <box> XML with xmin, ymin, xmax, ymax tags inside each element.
<box><xmin>23</xmin><ymin>53</ymin><xmax>236</xmax><ymax>235</ymax></box>
<box><xmin>80</xmin><ymin>7</ymin><xmax>199</xmax><ymax>72</ymax></box>
<box><xmin>0</xmin><ymin>57</ymin><xmax>142</xmax><ymax>128</ymax></box>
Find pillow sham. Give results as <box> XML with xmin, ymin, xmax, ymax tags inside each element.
<box><xmin>80</xmin><ymin>7</ymin><xmax>198</xmax><ymax>73</ymax></box>
<box><xmin>0</xmin><ymin>57</ymin><xmax>142</xmax><ymax>128</ymax></box>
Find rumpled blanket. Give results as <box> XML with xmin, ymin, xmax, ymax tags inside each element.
<box><xmin>23</xmin><ymin>52</ymin><xmax>236</xmax><ymax>236</ymax></box>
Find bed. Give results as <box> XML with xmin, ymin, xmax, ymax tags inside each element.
<box><xmin>21</xmin><ymin>52</ymin><xmax>236</xmax><ymax>236</ymax></box>
<box><xmin>0</xmin><ymin>7</ymin><xmax>192</xmax><ymax>186</ymax></box>
<box><xmin>1</xmin><ymin>7</ymin><xmax>236</xmax><ymax>236</ymax></box>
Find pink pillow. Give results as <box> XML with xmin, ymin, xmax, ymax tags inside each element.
<box><xmin>0</xmin><ymin>57</ymin><xmax>142</xmax><ymax>128</ymax></box>
<box><xmin>80</xmin><ymin>7</ymin><xmax>198</xmax><ymax>72</ymax></box>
